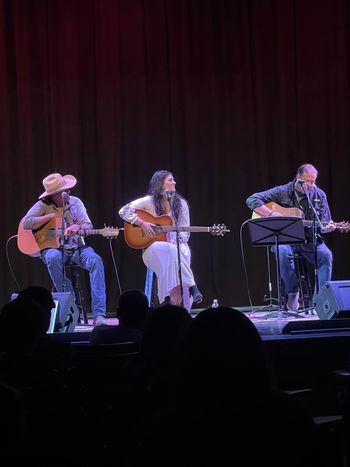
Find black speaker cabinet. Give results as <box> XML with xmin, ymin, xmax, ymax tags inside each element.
<box><xmin>314</xmin><ymin>281</ymin><xmax>350</xmax><ymax>320</ymax></box>
<box><xmin>51</xmin><ymin>292</ymin><xmax>79</xmax><ymax>332</ymax></box>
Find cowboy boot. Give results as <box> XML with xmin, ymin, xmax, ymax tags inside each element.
<box><xmin>189</xmin><ymin>285</ymin><xmax>203</xmax><ymax>304</ymax></box>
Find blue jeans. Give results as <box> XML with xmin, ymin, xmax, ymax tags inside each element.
<box><xmin>272</xmin><ymin>243</ymin><xmax>333</xmax><ymax>298</ymax></box>
<box><xmin>41</xmin><ymin>246</ymin><xmax>106</xmax><ymax>318</ymax></box>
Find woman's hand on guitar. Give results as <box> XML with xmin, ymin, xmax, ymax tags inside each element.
<box><xmin>140</xmin><ymin>221</ymin><xmax>155</xmax><ymax>238</ymax></box>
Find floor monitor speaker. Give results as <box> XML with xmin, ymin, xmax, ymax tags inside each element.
<box><xmin>314</xmin><ymin>281</ymin><xmax>350</xmax><ymax>320</ymax></box>
<box><xmin>11</xmin><ymin>291</ymin><xmax>78</xmax><ymax>333</ymax></box>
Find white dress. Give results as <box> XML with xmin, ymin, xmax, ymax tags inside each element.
<box><xmin>119</xmin><ymin>195</ymin><xmax>195</xmax><ymax>310</ymax></box>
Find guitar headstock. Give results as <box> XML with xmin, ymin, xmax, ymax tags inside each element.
<box><xmin>101</xmin><ymin>227</ymin><xmax>120</xmax><ymax>238</ymax></box>
<box><xmin>210</xmin><ymin>224</ymin><xmax>230</xmax><ymax>236</ymax></box>
<box><xmin>337</xmin><ymin>221</ymin><xmax>350</xmax><ymax>233</ymax></box>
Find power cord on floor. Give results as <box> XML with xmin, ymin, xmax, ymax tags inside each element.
<box><xmin>239</xmin><ymin>219</ymin><xmax>255</xmax><ymax>314</ymax></box>
<box><xmin>108</xmin><ymin>230</ymin><xmax>124</xmax><ymax>296</ymax></box>
<box><xmin>6</xmin><ymin>235</ymin><xmax>21</xmax><ymax>291</ymax></box>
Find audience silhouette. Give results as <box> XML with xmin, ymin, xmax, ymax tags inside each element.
<box><xmin>0</xmin><ymin>297</ymin><xmax>50</xmax><ymax>356</ymax></box>
<box><xmin>89</xmin><ymin>289</ymin><xmax>149</xmax><ymax>344</ymax></box>
<box><xmin>139</xmin><ymin>303</ymin><xmax>192</xmax><ymax>414</ymax></box>
<box><xmin>0</xmin><ymin>292</ymin><xmax>346</xmax><ymax>465</ymax></box>
<box><xmin>136</xmin><ymin>306</ymin><xmax>317</xmax><ymax>466</ymax></box>
<box><xmin>17</xmin><ymin>285</ymin><xmax>55</xmax><ymax>329</ymax></box>
<box><xmin>0</xmin><ymin>382</ymin><xmax>24</xmax><ymax>457</ymax></box>
<box><xmin>16</xmin><ymin>285</ymin><xmax>73</xmax><ymax>363</ymax></box>
<box><xmin>0</xmin><ymin>293</ymin><xmax>87</xmax><ymax>460</ymax></box>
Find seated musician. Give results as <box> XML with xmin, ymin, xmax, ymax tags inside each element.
<box><xmin>22</xmin><ymin>173</ymin><xmax>107</xmax><ymax>326</ymax></box>
<box><xmin>246</xmin><ymin>163</ymin><xmax>335</xmax><ymax>311</ymax></box>
<box><xmin>118</xmin><ymin>169</ymin><xmax>202</xmax><ymax>311</ymax></box>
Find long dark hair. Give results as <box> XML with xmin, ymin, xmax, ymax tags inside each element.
<box><xmin>147</xmin><ymin>170</ymin><xmax>186</xmax><ymax>221</ymax></box>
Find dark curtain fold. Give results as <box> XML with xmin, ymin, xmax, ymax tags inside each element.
<box><xmin>1</xmin><ymin>0</ymin><xmax>350</xmax><ymax>311</ymax></box>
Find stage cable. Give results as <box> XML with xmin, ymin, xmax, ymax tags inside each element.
<box><xmin>239</xmin><ymin>219</ymin><xmax>255</xmax><ymax>314</ymax></box>
<box><xmin>6</xmin><ymin>235</ymin><xmax>21</xmax><ymax>291</ymax></box>
<box><xmin>7</xmin><ymin>228</ymin><xmax>124</xmax><ymax>301</ymax></box>
<box><xmin>108</xmin><ymin>228</ymin><xmax>124</xmax><ymax>296</ymax></box>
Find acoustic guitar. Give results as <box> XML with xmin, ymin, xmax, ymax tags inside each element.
<box><xmin>123</xmin><ymin>208</ymin><xmax>230</xmax><ymax>249</ymax></box>
<box><xmin>252</xmin><ymin>202</ymin><xmax>350</xmax><ymax>232</ymax></box>
<box><xmin>17</xmin><ymin>217</ymin><xmax>119</xmax><ymax>257</ymax></box>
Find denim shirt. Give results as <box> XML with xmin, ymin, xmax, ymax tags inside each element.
<box><xmin>246</xmin><ymin>180</ymin><xmax>332</xmax><ymax>242</ymax></box>
<box><xmin>23</xmin><ymin>196</ymin><xmax>93</xmax><ymax>249</ymax></box>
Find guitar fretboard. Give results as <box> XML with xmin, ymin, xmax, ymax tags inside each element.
<box><xmin>303</xmin><ymin>220</ymin><xmax>328</xmax><ymax>227</ymax></box>
<box><xmin>77</xmin><ymin>229</ymin><xmax>104</xmax><ymax>236</ymax></box>
<box><xmin>52</xmin><ymin>228</ymin><xmax>118</xmax><ymax>237</ymax></box>
<box><xmin>156</xmin><ymin>226</ymin><xmax>211</xmax><ymax>233</ymax></box>
<box><xmin>302</xmin><ymin>220</ymin><xmax>345</xmax><ymax>229</ymax></box>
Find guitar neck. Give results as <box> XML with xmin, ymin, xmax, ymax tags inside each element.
<box><xmin>302</xmin><ymin>220</ymin><xmax>350</xmax><ymax>232</ymax></box>
<box><xmin>53</xmin><ymin>229</ymin><xmax>105</xmax><ymax>237</ymax></box>
<box><xmin>77</xmin><ymin>229</ymin><xmax>104</xmax><ymax>236</ymax></box>
<box><xmin>124</xmin><ymin>211</ymin><xmax>229</xmax><ymax>249</ymax></box>
<box><xmin>158</xmin><ymin>226</ymin><xmax>211</xmax><ymax>233</ymax></box>
<box><xmin>303</xmin><ymin>220</ymin><xmax>328</xmax><ymax>228</ymax></box>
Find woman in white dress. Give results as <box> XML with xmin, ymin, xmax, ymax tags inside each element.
<box><xmin>119</xmin><ymin>170</ymin><xmax>203</xmax><ymax>311</ymax></box>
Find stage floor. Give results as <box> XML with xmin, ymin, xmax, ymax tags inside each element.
<box><xmin>74</xmin><ymin>308</ymin><xmax>350</xmax><ymax>346</ymax></box>
<box><xmin>74</xmin><ymin>306</ymin><xmax>324</xmax><ymax>338</ymax></box>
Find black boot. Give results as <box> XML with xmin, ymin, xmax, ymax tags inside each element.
<box><xmin>161</xmin><ymin>296</ymin><xmax>171</xmax><ymax>305</ymax></box>
<box><xmin>189</xmin><ymin>285</ymin><xmax>203</xmax><ymax>304</ymax></box>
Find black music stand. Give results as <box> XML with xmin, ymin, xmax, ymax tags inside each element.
<box><xmin>248</xmin><ymin>217</ymin><xmax>306</xmax><ymax>319</ymax></box>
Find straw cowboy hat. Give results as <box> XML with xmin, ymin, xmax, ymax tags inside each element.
<box><xmin>39</xmin><ymin>173</ymin><xmax>77</xmax><ymax>199</ymax></box>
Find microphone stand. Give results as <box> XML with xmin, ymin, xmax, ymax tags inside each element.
<box><xmin>302</xmin><ymin>184</ymin><xmax>323</xmax><ymax>296</ymax></box>
<box><xmin>60</xmin><ymin>193</ymin><xmax>67</xmax><ymax>292</ymax></box>
<box><xmin>168</xmin><ymin>192</ymin><xmax>184</xmax><ymax>307</ymax></box>
<box><xmin>262</xmin><ymin>246</ymin><xmax>279</xmax><ymax>311</ymax></box>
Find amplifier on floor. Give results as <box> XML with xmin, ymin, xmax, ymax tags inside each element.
<box><xmin>314</xmin><ymin>281</ymin><xmax>350</xmax><ymax>320</ymax></box>
<box><xmin>11</xmin><ymin>291</ymin><xmax>78</xmax><ymax>333</ymax></box>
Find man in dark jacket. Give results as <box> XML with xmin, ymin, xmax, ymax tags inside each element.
<box><xmin>246</xmin><ymin>163</ymin><xmax>335</xmax><ymax>310</ymax></box>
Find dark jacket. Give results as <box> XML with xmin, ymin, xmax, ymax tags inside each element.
<box><xmin>246</xmin><ymin>180</ymin><xmax>332</xmax><ymax>243</ymax></box>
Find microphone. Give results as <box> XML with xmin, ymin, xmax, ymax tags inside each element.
<box><xmin>165</xmin><ymin>189</ymin><xmax>175</xmax><ymax>199</ymax></box>
<box><xmin>296</xmin><ymin>179</ymin><xmax>305</xmax><ymax>185</ymax></box>
<box><xmin>61</xmin><ymin>191</ymin><xmax>69</xmax><ymax>201</ymax></box>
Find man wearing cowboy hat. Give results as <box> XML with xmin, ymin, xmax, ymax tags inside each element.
<box><xmin>22</xmin><ymin>173</ymin><xmax>107</xmax><ymax>326</ymax></box>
